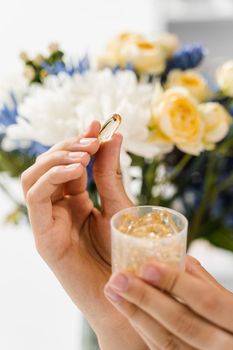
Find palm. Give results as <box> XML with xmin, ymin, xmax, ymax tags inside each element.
<box><xmin>47</xmin><ymin>166</ymin><xmax>111</xmax><ymax>269</ymax></box>
<box><xmin>47</xmin><ymin>131</ymin><xmax>130</xmax><ymax>270</ymax></box>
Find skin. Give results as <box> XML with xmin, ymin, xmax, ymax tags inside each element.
<box><xmin>23</xmin><ymin>120</ymin><xmax>233</xmax><ymax>350</ymax></box>
<box><xmin>21</xmin><ymin>121</ymin><xmax>146</xmax><ymax>350</ymax></box>
<box><xmin>104</xmin><ymin>256</ymin><xmax>233</xmax><ymax>350</ymax></box>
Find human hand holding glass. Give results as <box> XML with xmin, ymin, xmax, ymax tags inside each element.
<box><xmin>105</xmin><ymin>256</ymin><xmax>233</xmax><ymax>349</ymax></box>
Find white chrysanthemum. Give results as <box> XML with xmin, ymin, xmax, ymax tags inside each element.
<box><xmin>0</xmin><ymin>70</ymin><xmax>27</xmax><ymax>108</ymax></box>
<box><xmin>7</xmin><ymin>69</ymin><xmax>169</xmax><ymax>157</ymax></box>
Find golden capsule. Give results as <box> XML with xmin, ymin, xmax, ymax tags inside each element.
<box><xmin>98</xmin><ymin>114</ymin><xmax>122</xmax><ymax>143</ymax></box>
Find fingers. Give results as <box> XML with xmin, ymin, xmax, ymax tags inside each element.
<box><xmin>139</xmin><ymin>261</ymin><xmax>233</xmax><ymax>333</ymax></box>
<box><xmin>105</xmin><ymin>272</ymin><xmax>232</xmax><ymax>349</ymax></box>
<box><xmin>93</xmin><ymin>133</ymin><xmax>133</xmax><ymax>217</ymax></box>
<box><xmin>21</xmin><ymin>150</ymin><xmax>90</xmax><ymax>197</ymax></box>
<box><xmin>104</xmin><ymin>285</ymin><xmax>195</xmax><ymax>350</ymax></box>
<box><xmin>27</xmin><ymin>163</ymin><xmax>84</xmax><ymax>235</ymax></box>
<box><xmin>185</xmin><ymin>256</ymin><xmax>225</xmax><ymax>291</ymax></box>
<box><xmin>39</xmin><ymin>120</ymin><xmax>101</xmax><ymax>156</ymax></box>
<box><xmin>22</xmin><ymin>121</ymin><xmax>101</xmax><ymax>199</ymax></box>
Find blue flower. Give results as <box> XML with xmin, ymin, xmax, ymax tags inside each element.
<box><xmin>76</xmin><ymin>55</ymin><xmax>90</xmax><ymax>74</ymax></box>
<box><xmin>225</xmin><ymin>212</ymin><xmax>233</xmax><ymax>228</ymax></box>
<box><xmin>87</xmin><ymin>157</ymin><xmax>94</xmax><ymax>186</ymax></box>
<box><xmin>166</xmin><ymin>44</ymin><xmax>205</xmax><ymax>73</ymax></box>
<box><xmin>0</xmin><ymin>94</ymin><xmax>18</xmax><ymax>127</ymax></box>
<box><xmin>42</xmin><ymin>55</ymin><xmax>90</xmax><ymax>77</ymax></box>
<box><xmin>23</xmin><ymin>141</ymin><xmax>50</xmax><ymax>157</ymax></box>
<box><xmin>112</xmin><ymin>62</ymin><xmax>135</xmax><ymax>74</ymax></box>
<box><xmin>42</xmin><ymin>61</ymin><xmax>67</xmax><ymax>75</ymax></box>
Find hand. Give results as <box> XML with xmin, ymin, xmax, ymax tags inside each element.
<box><xmin>21</xmin><ymin>121</ymin><xmax>146</xmax><ymax>350</ymax></box>
<box><xmin>104</xmin><ymin>256</ymin><xmax>233</xmax><ymax>349</ymax></box>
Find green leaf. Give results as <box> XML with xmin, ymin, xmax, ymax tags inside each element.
<box><xmin>46</xmin><ymin>50</ymin><xmax>64</xmax><ymax>65</ymax></box>
<box><xmin>201</xmin><ymin>226</ymin><xmax>233</xmax><ymax>253</ymax></box>
<box><xmin>0</xmin><ymin>150</ymin><xmax>34</xmax><ymax>177</ymax></box>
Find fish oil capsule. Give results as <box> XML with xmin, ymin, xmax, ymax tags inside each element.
<box><xmin>98</xmin><ymin>114</ymin><xmax>122</xmax><ymax>143</ymax></box>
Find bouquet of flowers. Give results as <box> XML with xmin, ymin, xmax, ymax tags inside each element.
<box><xmin>0</xmin><ymin>33</ymin><xmax>232</xmax><ymax>251</ymax></box>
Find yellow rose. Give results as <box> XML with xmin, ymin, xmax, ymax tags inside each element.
<box><xmin>216</xmin><ymin>60</ymin><xmax>233</xmax><ymax>97</ymax></box>
<box><xmin>98</xmin><ymin>32</ymin><xmax>166</xmax><ymax>74</ymax></box>
<box><xmin>199</xmin><ymin>102</ymin><xmax>232</xmax><ymax>149</ymax></box>
<box><xmin>122</xmin><ymin>40</ymin><xmax>166</xmax><ymax>74</ymax></box>
<box><xmin>106</xmin><ymin>32</ymin><xmax>145</xmax><ymax>51</ymax></box>
<box><xmin>149</xmin><ymin>87</ymin><xmax>204</xmax><ymax>155</ymax></box>
<box><xmin>154</xmin><ymin>32</ymin><xmax>180</xmax><ymax>58</ymax></box>
<box><xmin>97</xmin><ymin>32</ymin><xmax>145</xmax><ymax>68</ymax></box>
<box><xmin>165</xmin><ymin>70</ymin><xmax>211</xmax><ymax>102</ymax></box>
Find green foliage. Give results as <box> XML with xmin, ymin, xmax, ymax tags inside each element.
<box><xmin>128</xmin><ymin>132</ymin><xmax>233</xmax><ymax>252</ymax></box>
<box><xmin>0</xmin><ymin>149</ymin><xmax>34</xmax><ymax>177</ymax></box>
<box><xmin>23</xmin><ymin>46</ymin><xmax>65</xmax><ymax>84</ymax></box>
<box><xmin>204</xmin><ymin>224</ymin><xmax>233</xmax><ymax>252</ymax></box>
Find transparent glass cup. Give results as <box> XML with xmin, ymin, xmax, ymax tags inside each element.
<box><xmin>111</xmin><ymin>206</ymin><xmax>188</xmax><ymax>275</ymax></box>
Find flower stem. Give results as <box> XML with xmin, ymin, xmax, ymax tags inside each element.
<box><xmin>158</xmin><ymin>154</ymin><xmax>192</xmax><ymax>188</ymax></box>
<box><xmin>215</xmin><ymin>173</ymin><xmax>233</xmax><ymax>194</ymax></box>
<box><xmin>168</xmin><ymin>154</ymin><xmax>192</xmax><ymax>182</ymax></box>
<box><xmin>188</xmin><ymin>154</ymin><xmax>216</xmax><ymax>244</ymax></box>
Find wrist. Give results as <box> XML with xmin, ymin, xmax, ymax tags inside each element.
<box><xmin>97</xmin><ymin>321</ymin><xmax>148</xmax><ymax>350</ymax></box>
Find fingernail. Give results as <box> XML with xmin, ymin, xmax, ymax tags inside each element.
<box><xmin>104</xmin><ymin>285</ymin><xmax>122</xmax><ymax>303</ymax></box>
<box><xmin>68</xmin><ymin>152</ymin><xmax>86</xmax><ymax>159</ymax></box>
<box><xmin>140</xmin><ymin>265</ymin><xmax>161</xmax><ymax>283</ymax></box>
<box><xmin>109</xmin><ymin>273</ymin><xmax>129</xmax><ymax>292</ymax></box>
<box><xmin>64</xmin><ymin>163</ymin><xmax>81</xmax><ymax>170</ymax></box>
<box><xmin>79</xmin><ymin>138</ymin><xmax>97</xmax><ymax>145</ymax></box>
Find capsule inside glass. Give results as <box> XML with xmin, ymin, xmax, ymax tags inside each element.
<box><xmin>111</xmin><ymin>206</ymin><xmax>188</xmax><ymax>275</ymax></box>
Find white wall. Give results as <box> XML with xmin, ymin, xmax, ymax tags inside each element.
<box><xmin>0</xmin><ymin>0</ymin><xmax>164</xmax><ymax>75</ymax></box>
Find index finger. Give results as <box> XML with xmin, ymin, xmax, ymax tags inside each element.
<box><xmin>139</xmin><ymin>261</ymin><xmax>233</xmax><ymax>333</ymax></box>
<box><xmin>37</xmin><ymin>120</ymin><xmax>101</xmax><ymax>159</ymax></box>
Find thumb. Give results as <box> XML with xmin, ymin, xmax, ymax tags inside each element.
<box><xmin>93</xmin><ymin>133</ymin><xmax>133</xmax><ymax>217</ymax></box>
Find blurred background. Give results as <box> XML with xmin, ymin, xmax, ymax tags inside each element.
<box><xmin>0</xmin><ymin>1</ymin><xmax>233</xmax><ymax>349</ymax></box>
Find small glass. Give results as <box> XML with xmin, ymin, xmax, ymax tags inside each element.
<box><xmin>111</xmin><ymin>206</ymin><xmax>188</xmax><ymax>275</ymax></box>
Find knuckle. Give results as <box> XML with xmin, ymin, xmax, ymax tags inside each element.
<box><xmin>166</xmin><ymin>271</ymin><xmax>180</xmax><ymax>293</ymax></box>
<box><xmin>137</xmin><ymin>287</ymin><xmax>148</xmax><ymax>307</ymax></box>
<box><xmin>54</xmin><ymin>150</ymin><xmax>68</xmax><ymax>162</ymax></box>
<box><xmin>175</xmin><ymin>311</ymin><xmax>195</xmax><ymax>336</ymax></box>
<box><xmin>20</xmin><ymin>169</ymin><xmax>29</xmax><ymax>186</ymax></box>
<box><xmin>187</xmin><ymin>255</ymin><xmax>200</xmax><ymax>266</ymax></box>
<box><xmin>199</xmin><ymin>288</ymin><xmax>219</xmax><ymax>313</ymax></box>
<box><xmin>35</xmin><ymin>154</ymin><xmax>44</xmax><ymax>163</ymax></box>
<box><xmin>85</xmin><ymin>152</ymin><xmax>91</xmax><ymax>162</ymax></box>
<box><xmin>21</xmin><ymin>169</ymin><xmax>31</xmax><ymax>194</ymax></box>
<box><xmin>163</xmin><ymin>337</ymin><xmax>180</xmax><ymax>350</ymax></box>
<box><xmin>50</xmin><ymin>165</ymin><xmax>62</xmax><ymax>175</ymax></box>
<box><xmin>39</xmin><ymin>150</ymin><xmax>66</xmax><ymax>164</ymax></box>
<box><xmin>128</xmin><ymin>305</ymin><xmax>141</xmax><ymax>323</ymax></box>
<box><xmin>26</xmin><ymin>188</ymin><xmax>35</xmax><ymax>204</ymax></box>
<box><xmin>62</xmin><ymin>137</ymin><xmax>75</xmax><ymax>149</ymax></box>
<box><xmin>20</xmin><ymin>170</ymin><xmax>28</xmax><ymax>186</ymax></box>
